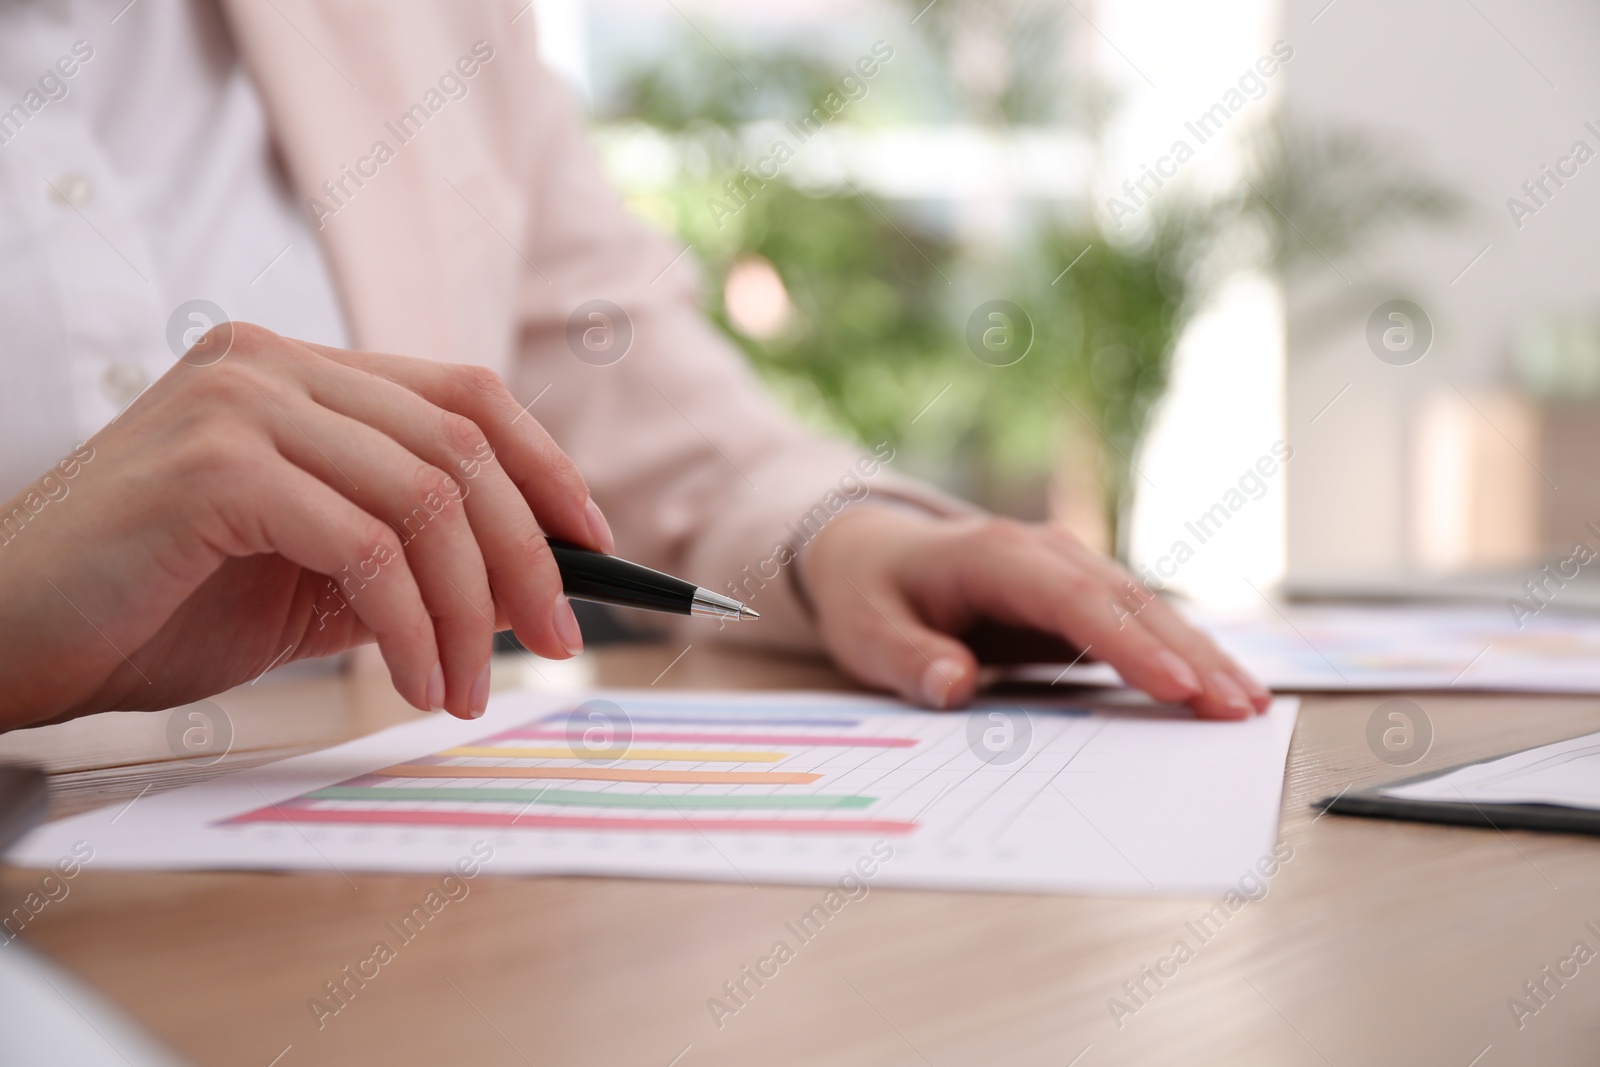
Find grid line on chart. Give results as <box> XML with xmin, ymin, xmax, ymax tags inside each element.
<box><xmin>938</xmin><ymin>714</ymin><xmax>1103</xmax><ymax>841</ymax></box>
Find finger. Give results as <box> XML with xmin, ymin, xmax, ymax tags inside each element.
<box><xmin>211</xmin><ymin>460</ymin><xmax>440</xmax><ymax>712</ymax></box>
<box><xmin>827</xmin><ymin>578</ymin><xmax>979</xmax><ymax>709</ymax></box>
<box><xmin>255</xmin><ymin>393</ymin><xmax>496</xmax><ymax>718</ymax></box>
<box><xmin>296</xmin><ymin>356</ymin><xmax>582</xmax><ymax>662</ymax></box>
<box><xmin>942</xmin><ymin>535</ymin><xmax>1208</xmax><ymax>710</ymax></box>
<box><xmin>1051</xmin><ymin>539</ymin><xmax>1268</xmax><ymax>717</ymax></box>
<box><xmin>1119</xmin><ymin>592</ymin><xmax>1269</xmax><ymax>715</ymax></box>
<box><xmin>299</xmin><ymin>343</ymin><xmax>610</xmax><ymax>552</ymax></box>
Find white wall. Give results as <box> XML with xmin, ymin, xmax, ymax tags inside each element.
<box><xmin>1090</xmin><ymin>0</ymin><xmax>1289</xmax><ymax>606</ymax></box>
<box><xmin>1283</xmin><ymin>0</ymin><xmax>1600</xmax><ymax>578</ymax></box>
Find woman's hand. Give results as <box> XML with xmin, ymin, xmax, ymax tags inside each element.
<box><xmin>802</xmin><ymin>507</ymin><xmax>1272</xmax><ymax>720</ymax></box>
<box><xmin>0</xmin><ymin>323</ymin><xmax>611</xmax><ymax>730</ymax></box>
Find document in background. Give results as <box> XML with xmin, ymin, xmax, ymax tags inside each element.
<box><xmin>9</xmin><ymin>690</ymin><xmax>1299</xmax><ymax>897</ymax></box>
<box><xmin>1025</xmin><ymin>603</ymin><xmax>1600</xmax><ymax>693</ymax></box>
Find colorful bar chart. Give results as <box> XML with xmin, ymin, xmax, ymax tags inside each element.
<box><xmin>224</xmin><ymin>703</ymin><xmax>924</xmax><ymax>835</ymax></box>
<box><xmin>10</xmin><ymin>689</ymin><xmax>1301</xmax><ymax>893</ymax></box>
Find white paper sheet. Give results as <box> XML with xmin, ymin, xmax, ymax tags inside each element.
<box><xmin>9</xmin><ymin>690</ymin><xmax>1299</xmax><ymax>897</ymax></box>
<box><xmin>1382</xmin><ymin>729</ymin><xmax>1600</xmax><ymax>809</ymax></box>
<box><xmin>1022</xmin><ymin>603</ymin><xmax>1600</xmax><ymax>693</ymax></box>
<box><xmin>0</xmin><ymin>943</ymin><xmax>190</xmax><ymax>1067</ymax></box>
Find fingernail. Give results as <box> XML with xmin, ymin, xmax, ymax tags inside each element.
<box><xmin>552</xmin><ymin>594</ymin><xmax>584</xmax><ymax>657</ymax></box>
<box><xmin>426</xmin><ymin>662</ymin><xmax>446</xmax><ymax>712</ymax></box>
<box><xmin>1157</xmin><ymin>650</ymin><xmax>1202</xmax><ymax>695</ymax></box>
<box><xmin>1209</xmin><ymin>670</ymin><xmax>1254</xmax><ymax>717</ymax></box>
<box><xmin>585</xmin><ymin>497</ymin><xmax>615</xmax><ymax>554</ymax></box>
<box><xmin>921</xmin><ymin>657</ymin><xmax>965</xmax><ymax>709</ymax></box>
<box><xmin>1240</xmin><ymin>672</ymin><xmax>1272</xmax><ymax>707</ymax></box>
<box><xmin>468</xmin><ymin>662</ymin><xmax>491</xmax><ymax>718</ymax></box>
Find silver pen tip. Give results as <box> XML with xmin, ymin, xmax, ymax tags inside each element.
<box><xmin>690</xmin><ymin>588</ymin><xmax>762</xmax><ymax>621</ymax></box>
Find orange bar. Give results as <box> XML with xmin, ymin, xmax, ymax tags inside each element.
<box><xmin>375</xmin><ymin>763</ymin><xmax>822</xmax><ymax>785</ymax></box>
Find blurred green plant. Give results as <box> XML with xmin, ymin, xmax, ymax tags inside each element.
<box><xmin>1026</xmin><ymin>122</ymin><xmax>1463</xmax><ymax>549</ymax></box>
<box><xmin>600</xmin><ymin>28</ymin><xmax>1459</xmax><ymax>554</ymax></box>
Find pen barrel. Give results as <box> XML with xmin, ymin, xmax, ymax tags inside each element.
<box><xmin>546</xmin><ymin>538</ymin><xmax>698</xmax><ymax>616</ymax></box>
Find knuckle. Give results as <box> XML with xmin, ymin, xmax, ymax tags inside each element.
<box><xmin>194</xmin><ymin>322</ymin><xmax>235</xmax><ymax>357</ymax></box>
<box><xmin>221</xmin><ymin>320</ymin><xmax>273</xmax><ymax>353</ymax></box>
<box><xmin>439</xmin><ymin>412</ymin><xmax>490</xmax><ymax>465</ymax></box>
<box><xmin>976</xmin><ymin>516</ymin><xmax>1029</xmax><ymax>549</ymax></box>
<box><xmin>1057</xmin><ymin>570</ymin><xmax>1099</xmax><ymax>605</ymax></box>
<box><xmin>1114</xmin><ymin>576</ymin><xmax>1149</xmax><ymax>607</ymax></box>
<box><xmin>474</xmin><ymin>590</ymin><xmax>497</xmax><ymax>623</ymax></box>
<box><xmin>1044</xmin><ymin>523</ymin><xmax>1084</xmax><ymax>551</ymax></box>
<box><xmin>518</xmin><ymin>529</ymin><xmax>560</xmax><ymax>576</ymax></box>
<box><xmin>410</xmin><ymin>463</ymin><xmax>464</xmax><ymax>511</ymax></box>
<box><xmin>347</xmin><ymin>518</ymin><xmax>406</xmax><ymax>585</ymax></box>
<box><xmin>453</xmin><ymin>363</ymin><xmax>509</xmax><ymax>403</ymax></box>
<box><xmin>174</xmin><ymin>423</ymin><xmax>257</xmax><ymax>485</ymax></box>
<box><xmin>527</xmin><ymin>431</ymin><xmax>587</xmax><ymax>494</ymax></box>
<box><xmin>187</xmin><ymin>360</ymin><xmax>264</xmax><ymax>407</ymax></box>
<box><xmin>446</xmin><ymin>587</ymin><xmax>493</xmax><ymax>624</ymax></box>
<box><xmin>356</xmin><ymin>519</ymin><xmax>402</xmax><ymax>563</ymax></box>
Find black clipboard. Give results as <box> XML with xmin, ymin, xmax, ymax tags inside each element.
<box><xmin>0</xmin><ymin>764</ymin><xmax>48</xmax><ymax>855</ymax></box>
<box><xmin>1314</xmin><ymin>737</ymin><xmax>1600</xmax><ymax>837</ymax></box>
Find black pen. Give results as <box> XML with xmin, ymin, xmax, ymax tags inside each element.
<box><xmin>545</xmin><ymin>538</ymin><xmax>760</xmax><ymax>621</ymax></box>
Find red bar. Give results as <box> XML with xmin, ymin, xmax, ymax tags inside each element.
<box><xmin>227</xmin><ymin>805</ymin><xmax>917</xmax><ymax>835</ymax></box>
<box><xmin>488</xmin><ymin>729</ymin><xmax>916</xmax><ymax>748</ymax></box>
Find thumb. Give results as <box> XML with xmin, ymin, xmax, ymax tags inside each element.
<box><xmin>836</xmin><ymin>585</ymin><xmax>978</xmax><ymax>709</ymax></box>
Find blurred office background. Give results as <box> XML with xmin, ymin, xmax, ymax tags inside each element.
<box><xmin>530</xmin><ymin>0</ymin><xmax>1600</xmax><ymax>607</ymax></box>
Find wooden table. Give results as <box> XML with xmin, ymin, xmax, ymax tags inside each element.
<box><xmin>4</xmin><ymin>644</ymin><xmax>1599</xmax><ymax>1067</ymax></box>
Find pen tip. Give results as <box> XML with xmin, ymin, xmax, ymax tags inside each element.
<box><xmin>690</xmin><ymin>588</ymin><xmax>761</xmax><ymax>621</ymax></box>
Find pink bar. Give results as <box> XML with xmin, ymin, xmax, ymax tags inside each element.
<box><xmin>487</xmin><ymin>729</ymin><xmax>916</xmax><ymax>748</ymax></box>
<box><xmin>228</xmin><ymin>806</ymin><xmax>917</xmax><ymax>835</ymax></box>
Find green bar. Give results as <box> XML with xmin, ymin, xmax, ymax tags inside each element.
<box><xmin>307</xmin><ymin>785</ymin><xmax>876</xmax><ymax>810</ymax></box>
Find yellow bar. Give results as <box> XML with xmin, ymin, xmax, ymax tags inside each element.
<box><xmin>376</xmin><ymin>764</ymin><xmax>821</xmax><ymax>784</ymax></box>
<box><xmin>441</xmin><ymin>745</ymin><xmax>787</xmax><ymax>763</ymax></box>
